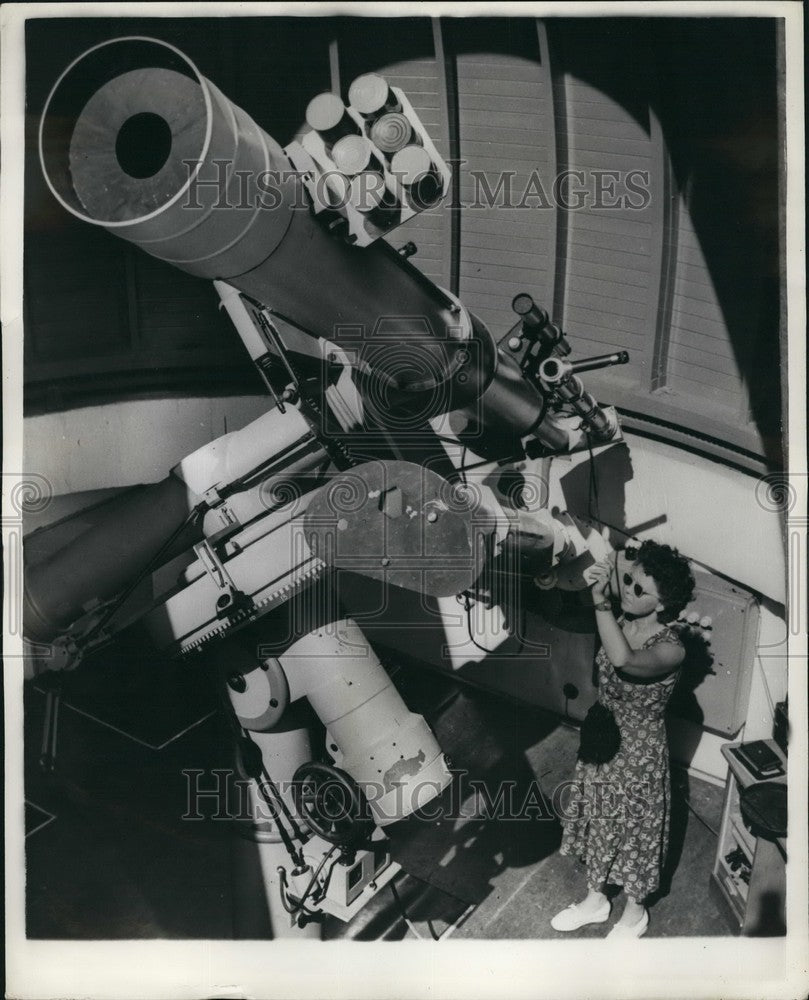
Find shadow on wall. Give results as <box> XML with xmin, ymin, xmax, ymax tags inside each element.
<box><xmin>556</xmin><ymin>441</ymin><xmax>635</xmax><ymax>540</ymax></box>
<box><xmin>547</xmin><ymin>17</ymin><xmax>782</xmax><ymax>468</ymax></box>
<box><xmin>651</xmin><ymin>18</ymin><xmax>782</xmax><ymax>467</ymax></box>
<box><xmin>668</xmin><ymin>629</ymin><xmax>716</xmax><ymax>732</ymax></box>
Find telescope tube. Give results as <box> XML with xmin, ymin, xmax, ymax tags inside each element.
<box><xmin>40</xmin><ymin>37</ymin><xmax>546</xmax><ymax>432</ymax></box>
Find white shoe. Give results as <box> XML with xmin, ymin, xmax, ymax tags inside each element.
<box><xmin>606</xmin><ymin>908</ymin><xmax>649</xmax><ymax>938</ymax></box>
<box><xmin>550</xmin><ymin>899</ymin><xmax>611</xmax><ymax>931</ymax></box>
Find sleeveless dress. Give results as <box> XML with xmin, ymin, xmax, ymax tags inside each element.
<box><xmin>559</xmin><ymin>623</ymin><xmax>683</xmax><ymax>899</ymax></box>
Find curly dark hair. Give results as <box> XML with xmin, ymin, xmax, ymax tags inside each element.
<box><xmin>634</xmin><ymin>540</ymin><xmax>695</xmax><ymax>622</ymax></box>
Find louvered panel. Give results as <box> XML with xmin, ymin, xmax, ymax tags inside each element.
<box><xmin>670</xmin><ymin>295</ymin><xmax>737</xmax><ymax>328</ymax></box>
<box><xmin>567</xmin><ymin>141</ymin><xmax>655</xmax><ymax>167</ymax></box>
<box><xmin>561</xmin><ymin>115</ymin><xmax>657</xmax><ymax>143</ymax></box>
<box><xmin>568</xmin><ymin>266</ymin><xmax>646</xmax><ymax>302</ymax></box>
<box><xmin>459</xmin><ymin>56</ymin><xmax>545</xmax><ymax>78</ymax></box>
<box><xmin>570</xmin><ymin>241</ymin><xmax>653</xmax><ymax>272</ymax></box>
<box><xmin>457</xmin><ymin>275</ymin><xmax>553</xmax><ymax>299</ymax></box>
<box><xmin>462</xmin><ymin>245</ymin><xmax>552</xmax><ymax>270</ymax></box>
<box><xmin>669</xmin><ymin>357</ymin><xmax>744</xmax><ymax>395</ymax></box>
<box><xmin>460</xmin><ymin>115</ymin><xmax>550</xmax><ymax>137</ymax></box>
<box><xmin>664</xmin><ymin>377</ymin><xmax>741</xmax><ymax>414</ymax></box>
<box><xmin>560</xmin><ymin>60</ymin><xmax>658</xmax><ymax>386</ymax></box>
<box><xmin>462</xmin><ymin>232</ymin><xmax>551</xmax><ymax>256</ymax></box>
<box><xmin>667</xmin><ymin>197</ymin><xmax>746</xmax><ymax>412</ymax></box>
<box><xmin>567</xmin><ymin>267</ymin><xmax>651</xmax><ymax>297</ymax></box>
<box><xmin>458</xmin><ymin>142</ymin><xmax>553</xmax><ymax>163</ymax></box>
<box><xmin>670</xmin><ymin>328</ymin><xmax>739</xmax><ymax>362</ymax></box>
<box><xmin>460</xmin><ymin>92</ymin><xmax>547</xmax><ymax>113</ymax></box>
<box><xmin>563</xmin><ymin>311</ymin><xmax>648</xmax><ymax>349</ymax></box>
<box><xmin>461</xmin><ymin>215</ymin><xmax>554</xmax><ymax>238</ymax></box>
<box><xmin>670</xmin><ymin>343</ymin><xmax>744</xmax><ymax>383</ymax></box>
<box><xmin>456</xmin><ymin>38</ymin><xmax>556</xmax><ymax>335</ymax></box>
<box><xmin>568</xmin><ymin>212</ymin><xmax>652</xmax><ymax>240</ymax></box>
<box><xmin>565</xmin><ymin>293</ymin><xmax>650</xmax><ymax>329</ymax></box>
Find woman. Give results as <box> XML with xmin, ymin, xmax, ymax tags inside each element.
<box><xmin>551</xmin><ymin>540</ymin><xmax>695</xmax><ymax>938</ymax></box>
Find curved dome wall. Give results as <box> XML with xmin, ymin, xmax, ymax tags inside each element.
<box><xmin>23</xmin><ymin>15</ymin><xmax>782</xmax><ymax>469</ymax></box>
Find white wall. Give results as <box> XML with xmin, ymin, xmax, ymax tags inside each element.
<box><xmin>544</xmin><ymin>433</ymin><xmax>786</xmax><ymax>604</ymax></box>
<box><xmin>24</xmin><ymin>395</ymin><xmax>270</xmax><ymax>494</ymax></box>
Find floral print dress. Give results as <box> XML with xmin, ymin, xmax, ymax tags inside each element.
<box><xmin>560</xmin><ymin>624</ymin><xmax>683</xmax><ymax>900</ymax></box>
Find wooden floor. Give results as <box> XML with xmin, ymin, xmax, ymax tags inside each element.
<box><xmin>23</xmin><ymin>652</ymin><xmax>732</xmax><ymax>941</ymax></box>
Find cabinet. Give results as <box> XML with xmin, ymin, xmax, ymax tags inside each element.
<box><xmin>670</xmin><ymin>569</ymin><xmax>759</xmax><ymax>736</ymax></box>
<box><xmin>711</xmin><ymin>741</ymin><xmax>786</xmax><ymax>935</ymax></box>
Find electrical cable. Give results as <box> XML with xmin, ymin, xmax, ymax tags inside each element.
<box><xmin>430</xmin><ymin>437</ymin><xmax>518</xmax><ymax>477</ymax></box>
<box><xmin>586</xmin><ymin>431</ymin><xmax>600</xmax><ymax>522</ymax></box>
<box><xmin>256</xmin><ymin>757</ymin><xmax>309</xmax><ymax>845</ymax></box>
<box><xmin>457</xmin><ymin>457</ymin><xmax>501</xmax><ymax>474</ymax></box>
<box><xmin>390</xmin><ymin>880</ymin><xmax>439</xmax><ymax>941</ymax></box>
<box><xmin>276</xmin><ymin>869</ymin><xmax>300</xmax><ymax>915</ymax></box>
<box><xmin>317</xmin><ymin>847</ymin><xmax>342</xmax><ymax>901</ymax></box>
<box><xmin>754</xmin><ymin>656</ymin><xmax>777</xmax><ymax>717</ymax></box>
<box><xmin>290</xmin><ymin>845</ymin><xmax>339</xmax><ymax>916</ymax></box>
<box><xmin>463</xmin><ymin>594</ymin><xmax>498</xmax><ymax>654</ymax></box>
<box><xmin>211</xmin><ymin>677</ymin><xmax>306</xmax><ymax>867</ymax></box>
<box><xmin>684</xmin><ymin>798</ymin><xmax>719</xmax><ymax>839</ymax></box>
<box><xmin>77</xmin><ymin>506</ymin><xmax>202</xmax><ymax>649</ymax></box>
<box><xmin>276</xmin><ymin>867</ymin><xmax>319</xmax><ymax>921</ymax></box>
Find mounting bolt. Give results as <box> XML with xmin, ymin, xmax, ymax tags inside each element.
<box><xmin>381</xmin><ymin>557</ymin><xmax>391</xmax><ymax>567</ymax></box>
<box><xmin>508</xmin><ymin>337</ymin><xmax>522</xmax><ymax>352</ymax></box>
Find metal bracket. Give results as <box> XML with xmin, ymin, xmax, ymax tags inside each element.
<box><xmin>201</xmin><ymin>485</ymin><xmax>224</xmax><ymax>509</ymax></box>
<box><xmin>194</xmin><ymin>539</ymin><xmax>252</xmax><ymax>619</ymax></box>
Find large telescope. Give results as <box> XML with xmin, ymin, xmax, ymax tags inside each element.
<box><xmin>39</xmin><ymin>36</ymin><xmax>546</xmax><ymax>437</ymax></box>
<box><xmin>30</xmin><ymin>36</ymin><xmax>630</xmax><ymax>647</ymax></box>
<box><xmin>29</xmin><ymin>37</ymin><xmax>632</xmax><ymax>932</ymax></box>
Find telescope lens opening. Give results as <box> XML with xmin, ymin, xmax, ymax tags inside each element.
<box><xmin>115</xmin><ymin>112</ymin><xmax>172</xmax><ymax>178</ymax></box>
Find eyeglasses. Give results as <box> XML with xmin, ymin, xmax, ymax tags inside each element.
<box><xmin>623</xmin><ymin>572</ymin><xmax>653</xmax><ymax>599</ymax></box>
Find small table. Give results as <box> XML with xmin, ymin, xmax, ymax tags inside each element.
<box><xmin>710</xmin><ymin>740</ymin><xmax>786</xmax><ymax>935</ymax></box>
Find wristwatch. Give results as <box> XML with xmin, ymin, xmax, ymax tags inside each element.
<box><xmin>594</xmin><ymin>600</ymin><xmax>613</xmax><ymax>612</ymax></box>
